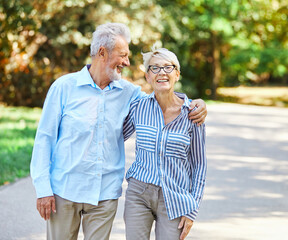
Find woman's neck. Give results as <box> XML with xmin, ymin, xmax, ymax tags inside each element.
<box><xmin>154</xmin><ymin>91</ymin><xmax>179</xmax><ymax>109</ymax></box>
<box><xmin>154</xmin><ymin>90</ymin><xmax>184</xmax><ymax>125</ymax></box>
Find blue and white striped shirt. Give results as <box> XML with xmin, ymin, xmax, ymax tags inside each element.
<box><xmin>123</xmin><ymin>92</ymin><xmax>207</xmax><ymax>221</ymax></box>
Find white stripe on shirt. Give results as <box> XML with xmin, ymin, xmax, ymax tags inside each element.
<box><xmin>123</xmin><ymin>92</ymin><xmax>207</xmax><ymax>220</ymax></box>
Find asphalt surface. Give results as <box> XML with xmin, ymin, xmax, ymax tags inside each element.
<box><xmin>1</xmin><ymin>103</ymin><xmax>288</xmax><ymax>240</ymax></box>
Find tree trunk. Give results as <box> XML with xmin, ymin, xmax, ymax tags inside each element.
<box><xmin>211</xmin><ymin>32</ymin><xmax>221</xmax><ymax>100</ymax></box>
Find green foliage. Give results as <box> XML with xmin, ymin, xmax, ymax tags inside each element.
<box><xmin>0</xmin><ymin>0</ymin><xmax>159</xmax><ymax>106</ymax></box>
<box><xmin>0</xmin><ymin>0</ymin><xmax>287</xmax><ymax>105</ymax></box>
<box><xmin>0</xmin><ymin>105</ymin><xmax>41</xmax><ymax>185</ymax></box>
<box><xmin>156</xmin><ymin>0</ymin><xmax>288</xmax><ymax>98</ymax></box>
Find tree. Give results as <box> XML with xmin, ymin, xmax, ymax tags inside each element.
<box><xmin>155</xmin><ymin>0</ymin><xmax>288</xmax><ymax>99</ymax></box>
<box><xmin>0</xmin><ymin>0</ymin><xmax>160</xmax><ymax>106</ymax></box>
<box><xmin>1</xmin><ymin>0</ymin><xmax>287</xmax><ymax>105</ymax></box>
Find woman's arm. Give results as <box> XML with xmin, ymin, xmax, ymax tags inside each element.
<box><xmin>190</xmin><ymin>123</ymin><xmax>207</xmax><ymax>215</ymax></box>
<box><xmin>123</xmin><ymin>100</ymin><xmax>139</xmax><ymax>141</ymax></box>
<box><xmin>178</xmin><ymin>216</ymin><xmax>194</xmax><ymax>240</ymax></box>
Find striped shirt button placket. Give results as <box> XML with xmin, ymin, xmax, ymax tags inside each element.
<box><xmin>123</xmin><ymin>92</ymin><xmax>207</xmax><ymax>221</ymax></box>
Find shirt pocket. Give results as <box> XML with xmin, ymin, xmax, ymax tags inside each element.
<box><xmin>166</xmin><ymin>132</ymin><xmax>191</xmax><ymax>159</ymax></box>
<box><xmin>136</xmin><ymin>124</ymin><xmax>157</xmax><ymax>152</ymax></box>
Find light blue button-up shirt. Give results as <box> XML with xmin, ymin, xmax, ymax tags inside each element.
<box><xmin>30</xmin><ymin>65</ymin><xmax>146</xmax><ymax>205</ymax></box>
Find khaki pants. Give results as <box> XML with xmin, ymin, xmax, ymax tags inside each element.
<box><xmin>47</xmin><ymin>195</ymin><xmax>118</xmax><ymax>240</ymax></box>
<box><xmin>124</xmin><ymin>178</ymin><xmax>181</xmax><ymax>240</ymax></box>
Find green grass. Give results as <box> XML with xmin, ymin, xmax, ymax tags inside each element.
<box><xmin>0</xmin><ymin>105</ymin><xmax>41</xmax><ymax>186</ymax></box>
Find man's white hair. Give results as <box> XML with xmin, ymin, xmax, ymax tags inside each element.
<box><xmin>142</xmin><ymin>45</ymin><xmax>180</xmax><ymax>72</ymax></box>
<box><xmin>90</xmin><ymin>23</ymin><xmax>131</xmax><ymax>56</ymax></box>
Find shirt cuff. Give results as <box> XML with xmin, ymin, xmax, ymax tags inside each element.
<box><xmin>32</xmin><ymin>177</ymin><xmax>54</xmax><ymax>198</ymax></box>
<box><xmin>184</xmin><ymin>209</ymin><xmax>198</xmax><ymax>221</ymax></box>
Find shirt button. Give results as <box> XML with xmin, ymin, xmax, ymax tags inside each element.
<box><xmin>99</xmin><ymin>142</ymin><xmax>102</xmax><ymax>145</ymax></box>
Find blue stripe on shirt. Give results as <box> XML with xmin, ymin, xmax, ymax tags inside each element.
<box><xmin>123</xmin><ymin>92</ymin><xmax>207</xmax><ymax>221</ymax></box>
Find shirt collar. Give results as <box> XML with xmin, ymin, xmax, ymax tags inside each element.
<box><xmin>76</xmin><ymin>65</ymin><xmax>95</xmax><ymax>87</ymax></box>
<box><xmin>76</xmin><ymin>65</ymin><xmax>123</xmax><ymax>90</ymax></box>
<box><xmin>148</xmin><ymin>91</ymin><xmax>191</xmax><ymax>109</ymax></box>
<box><xmin>108</xmin><ymin>79</ymin><xmax>123</xmax><ymax>90</ymax></box>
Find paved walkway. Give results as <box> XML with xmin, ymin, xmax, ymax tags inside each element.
<box><xmin>1</xmin><ymin>103</ymin><xmax>288</xmax><ymax>240</ymax></box>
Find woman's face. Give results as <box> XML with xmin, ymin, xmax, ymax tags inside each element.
<box><xmin>145</xmin><ymin>57</ymin><xmax>180</xmax><ymax>93</ymax></box>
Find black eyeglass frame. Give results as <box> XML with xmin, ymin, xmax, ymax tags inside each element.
<box><xmin>148</xmin><ymin>65</ymin><xmax>176</xmax><ymax>74</ymax></box>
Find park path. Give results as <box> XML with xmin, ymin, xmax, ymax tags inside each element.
<box><xmin>0</xmin><ymin>103</ymin><xmax>288</xmax><ymax>240</ymax></box>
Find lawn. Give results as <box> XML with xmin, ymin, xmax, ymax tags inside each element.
<box><xmin>0</xmin><ymin>105</ymin><xmax>41</xmax><ymax>185</ymax></box>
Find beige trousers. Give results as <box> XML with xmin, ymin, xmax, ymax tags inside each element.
<box><xmin>47</xmin><ymin>195</ymin><xmax>118</xmax><ymax>240</ymax></box>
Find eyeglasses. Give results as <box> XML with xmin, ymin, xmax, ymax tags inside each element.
<box><xmin>148</xmin><ymin>65</ymin><xmax>176</xmax><ymax>74</ymax></box>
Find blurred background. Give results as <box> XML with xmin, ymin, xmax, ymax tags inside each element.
<box><xmin>1</xmin><ymin>2</ymin><xmax>288</xmax><ymax>239</ymax></box>
<box><xmin>1</xmin><ymin>0</ymin><xmax>288</xmax><ymax>107</ymax></box>
<box><xmin>0</xmin><ymin>0</ymin><xmax>288</xmax><ymax>191</ymax></box>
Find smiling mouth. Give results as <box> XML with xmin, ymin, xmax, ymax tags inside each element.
<box><xmin>117</xmin><ymin>66</ymin><xmax>124</xmax><ymax>72</ymax></box>
<box><xmin>157</xmin><ymin>79</ymin><xmax>168</xmax><ymax>83</ymax></box>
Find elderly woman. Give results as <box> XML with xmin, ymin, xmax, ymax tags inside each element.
<box><xmin>123</xmin><ymin>47</ymin><xmax>207</xmax><ymax>240</ymax></box>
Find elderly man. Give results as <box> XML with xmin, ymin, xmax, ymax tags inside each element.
<box><xmin>30</xmin><ymin>23</ymin><xmax>207</xmax><ymax>240</ymax></box>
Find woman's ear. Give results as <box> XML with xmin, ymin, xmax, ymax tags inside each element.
<box><xmin>145</xmin><ymin>72</ymin><xmax>151</xmax><ymax>84</ymax></box>
<box><xmin>176</xmin><ymin>70</ymin><xmax>180</xmax><ymax>81</ymax></box>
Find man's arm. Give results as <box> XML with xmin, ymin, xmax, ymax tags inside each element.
<box><xmin>30</xmin><ymin>82</ymin><xmax>63</xmax><ymax>220</ymax></box>
<box><xmin>188</xmin><ymin>99</ymin><xmax>207</xmax><ymax>126</ymax></box>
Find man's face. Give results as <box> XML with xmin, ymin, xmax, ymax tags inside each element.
<box><xmin>105</xmin><ymin>37</ymin><xmax>130</xmax><ymax>81</ymax></box>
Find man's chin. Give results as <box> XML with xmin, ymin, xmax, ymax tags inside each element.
<box><xmin>106</xmin><ymin>68</ymin><xmax>121</xmax><ymax>81</ymax></box>
<box><xmin>111</xmin><ymin>74</ymin><xmax>121</xmax><ymax>81</ymax></box>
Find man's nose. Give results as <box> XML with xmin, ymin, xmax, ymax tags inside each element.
<box><xmin>124</xmin><ymin>56</ymin><xmax>130</xmax><ymax>66</ymax></box>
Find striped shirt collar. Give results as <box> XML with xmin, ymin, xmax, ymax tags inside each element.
<box><xmin>148</xmin><ymin>91</ymin><xmax>191</xmax><ymax>110</ymax></box>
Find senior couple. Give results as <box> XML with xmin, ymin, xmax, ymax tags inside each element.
<box><xmin>30</xmin><ymin>23</ymin><xmax>207</xmax><ymax>240</ymax></box>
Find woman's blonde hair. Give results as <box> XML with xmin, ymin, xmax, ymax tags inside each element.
<box><xmin>142</xmin><ymin>45</ymin><xmax>180</xmax><ymax>73</ymax></box>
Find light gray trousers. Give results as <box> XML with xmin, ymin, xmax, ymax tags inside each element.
<box><xmin>47</xmin><ymin>195</ymin><xmax>118</xmax><ymax>240</ymax></box>
<box><xmin>124</xmin><ymin>178</ymin><xmax>181</xmax><ymax>240</ymax></box>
